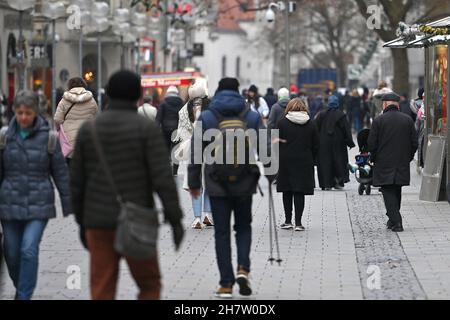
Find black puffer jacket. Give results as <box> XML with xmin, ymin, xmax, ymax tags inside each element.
<box><xmin>70</xmin><ymin>100</ymin><xmax>183</xmax><ymax>229</ymax></box>
<box><xmin>156</xmin><ymin>95</ymin><xmax>184</xmax><ymax>132</ymax></box>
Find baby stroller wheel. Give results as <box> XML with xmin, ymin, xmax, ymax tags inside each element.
<box><xmin>365</xmin><ymin>185</ymin><xmax>371</xmax><ymax>195</ymax></box>
<box><xmin>358</xmin><ymin>183</ymin><xmax>365</xmax><ymax>195</ymax></box>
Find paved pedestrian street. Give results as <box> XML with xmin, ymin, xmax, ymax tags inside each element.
<box><xmin>1</xmin><ymin>154</ymin><xmax>449</xmax><ymax>300</ymax></box>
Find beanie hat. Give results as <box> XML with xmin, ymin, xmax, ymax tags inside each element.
<box><xmin>188</xmin><ymin>78</ymin><xmax>208</xmax><ymax>99</ymax></box>
<box><xmin>278</xmin><ymin>87</ymin><xmax>290</xmax><ymax>101</ymax></box>
<box><xmin>166</xmin><ymin>86</ymin><xmax>179</xmax><ymax>97</ymax></box>
<box><xmin>328</xmin><ymin>95</ymin><xmax>339</xmax><ymax>108</ymax></box>
<box><xmin>217</xmin><ymin>78</ymin><xmax>240</xmax><ymax>92</ymax></box>
<box><xmin>248</xmin><ymin>85</ymin><xmax>258</xmax><ymax>94</ymax></box>
<box><xmin>106</xmin><ymin>70</ymin><xmax>141</xmax><ymax>102</ymax></box>
<box><xmin>418</xmin><ymin>88</ymin><xmax>424</xmax><ymax>100</ymax></box>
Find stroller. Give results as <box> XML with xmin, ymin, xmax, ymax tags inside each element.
<box><xmin>349</xmin><ymin>128</ymin><xmax>373</xmax><ymax>195</ymax></box>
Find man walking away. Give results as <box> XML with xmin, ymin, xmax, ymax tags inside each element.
<box><xmin>368</xmin><ymin>93</ymin><xmax>418</xmax><ymax>232</ymax></box>
<box><xmin>138</xmin><ymin>96</ymin><xmax>157</xmax><ymax>121</ymax></box>
<box><xmin>267</xmin><ymin>87</ymin><xmax>290</xmax><ymax>130</ymax></box>
<box><xmin>188</xmin><ymin>78</ymin><xmax>270</xmax><ymax>299</ymax></box>
<box><xmin>263</xmin><ymin>88</ymin><xmax>278</xmax><ymax>111</ymax></box>
<box><xmin>70</xmin><ymin>70</ymin><xmax>184</xmax><ymax>300</ymax></box>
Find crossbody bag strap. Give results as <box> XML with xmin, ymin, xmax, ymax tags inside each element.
<box><xmin>64</xmin><ymin>103</ymin><xmax>77</xmax><ymax>121</ymax></box>
<box><xmin>89</xmin><ymin>121</ymin><xmax>123</xmax><ymax>204</ymax></box>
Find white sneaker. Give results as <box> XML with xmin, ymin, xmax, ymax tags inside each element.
<box><xmin>191</xmin><ymin>218</ymin><xmax>203</xmax><ymax>229</ymax></box>
<box><xmin>203</xmin><ymin>213</ymin><xmax>214</xmax><ymax>227</ymax></box>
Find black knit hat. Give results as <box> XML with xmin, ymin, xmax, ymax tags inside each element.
<box><xmin>217</xmin><ymin>77</ymin><xmax>240</xmax><ymax>92</ymax></box>
<box><xmin>248</xmin><ymin>84</ymin><xmax>258</xmax><ymax>93</ymax></box>
<box><xmin>106</xmin><ymin>70</ymin><xmax>141</xmax><ymax>101</ymax></box>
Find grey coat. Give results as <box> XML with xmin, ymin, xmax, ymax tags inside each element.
<box><xmin>267</xmin><ymin>99</ymin><xmax>289</xmax><ymax>130</ymax></box>
<box><xmin>0</xmin><ymin>116</ymin><xmax>72</xmax><ymax>220</ymax></box>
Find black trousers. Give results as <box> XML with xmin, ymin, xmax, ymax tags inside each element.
<box><xmin>282</xmin><ymin>192</ymin><xmax>305</xmax><ymax>226</ymax></box>
<box><xmin>380</xmin><ymin>185</ymin><xmax>402</xmax><ymax>224</ymax></box>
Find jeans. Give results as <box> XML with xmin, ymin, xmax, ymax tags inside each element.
<box><xmin>192</xmin><ymin>191</ymin><xmax>211</xmax><ymax>218</ymax></box>
<box><xmin>381</xmin><ymin>185</ymin><xmax>403</xmax><ymax>224</ymax></box>
<box><xmin>1</xmin><ymin>219</ymin><xmax>48</xmax><ymax>300</ymax></box>
<box><xmin>282</xmin><ymin>192</ymin><xmax>305</xmax><ymax>226</ymax></box>
<box><xmin>209</xmin><ymin>196</ymin><xmax>252</xmax><ymax>288</ymax></box>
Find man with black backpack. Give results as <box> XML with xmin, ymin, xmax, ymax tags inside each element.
<box><xmin>188</xmin><ymin>78</ymin><xmax>271</xmax><ymax>298</ymax></box>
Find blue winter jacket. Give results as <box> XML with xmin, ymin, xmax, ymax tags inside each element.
<box><xmin>0</xmin><ymin>116</ymin><xmax>72</xmax><ymax>220</ymax></box>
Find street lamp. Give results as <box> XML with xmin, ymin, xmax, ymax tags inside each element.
<box><xmin>71</xmin><ymin>0</ymin><xmax>93</xmax><ymax>78</ymax></box>
<box><xmin>6</xmin><ymin>0</ymin><xmax>36</xmax><ymax>90</ymax></box>
<box><xmin>88</xmin><ymin>1</ymin><xmax>110</xmax><ymax>109</ymax></box>
<box><xmin>113</xmin><ymin>8</ymin><xmax>131</xmax><ymax>69</ymax></box>
<box><xmin>41</xmin><ymin>1</ymin><xmax>65</xmax><ymax>118</ymax></box>
<box><xmin>130</xmin><ymin>11</ymin><xmax>150</xmax><ymax>74</ymax></box>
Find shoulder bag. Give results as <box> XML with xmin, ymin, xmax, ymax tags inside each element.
<box><xmin>89</xmin><ymin>121</ymin><xmax>159</xmax><ymax>260</ymax></box>
<box><xmin>58</xmin><ymin>102</ymin><xmax>76</xmax><ymax>158</ymax></box>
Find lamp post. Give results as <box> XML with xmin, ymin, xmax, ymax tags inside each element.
<box><xmin>113</xmin><ymin>8</ymin><xmax>131</xmax><ymax>70</ymax></box>
<box><xmin>130</xmin><ymin>11</ymin><xmax>150</xmax><ymax>75</ymax></box>
<box><xmin>42</xmin><ymin>1</ymin><xmax>65</xmax><ymax>118</ymax></box>
<box><xmin>72</xmin><ymin>0</ymin><xmax>93</xmax><ymax>78</ymax></box>
<box><xmin>6</xmin><ymin>0</ymin><xmax>36</xmax><ymax>91</ymax></box>
<box><xmin>89</xmin><ymin>1</ymin><xmax>110</xmax><ymax>109</ymax></box>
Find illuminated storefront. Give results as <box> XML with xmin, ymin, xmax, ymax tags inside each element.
<box><xmin>384</xmin><ymin>17</ymin><xmax>450</xmax><ymax>202</ymax></box>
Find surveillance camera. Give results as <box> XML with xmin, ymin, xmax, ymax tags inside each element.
<box><xmin>265</xmin><ymin>8</ymin><xmax>275</xmax><ymax>23</ymax></box>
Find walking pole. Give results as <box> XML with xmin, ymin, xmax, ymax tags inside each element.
<box><xmin>269</xmin><ymin>182</ymin><xmax>283</xmax><ymax>265</ymax></box>
<box><xmin>268</xmin><ymin>181</ymin><xmax>274</xmax><ymax>264</ymax></box>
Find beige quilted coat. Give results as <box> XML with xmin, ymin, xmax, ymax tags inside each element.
<box><xmin>54</xmin><ymin>87</ymin><xmax>99</xmax><ymax>157</ymax></box>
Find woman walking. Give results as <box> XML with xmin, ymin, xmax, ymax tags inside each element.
<box><xmin>173</xmin><ymin>79</ymin><xmax>213</xmax><ymax>229</ymax></box>
<box><xmin>276</xmin><ymin>98</ymin><xmax>319</xmax><ymax>231</ymax></box>
<box><xmin>0</xmin><ymin>90</ymin><xmax>72</xmax><ymax>300</ymax></box>
<box><xmin>54</xmin><ymin>77</ymin><xmax>99</xmax><ymax>165</ymax></box>
<box><xmin>316</xmin><ymin>95</ymin><xmax>355</xmax><ymax>190</ymax></box>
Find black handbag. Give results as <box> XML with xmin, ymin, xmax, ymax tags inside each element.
<box><xmin>89</xmin><ymin>121</ymin><xmax>159</xmax><ymax>260</ymax></box>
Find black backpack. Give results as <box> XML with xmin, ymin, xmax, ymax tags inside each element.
<box><xmin>209</xmin><ymin>107</ymin><xmax>258</xmax><ymax>189</ymax></box>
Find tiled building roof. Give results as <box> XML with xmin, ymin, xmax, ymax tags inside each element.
<box><xmin>216</xmin><ymin>0</ymin><xmax>256</xmax><ymax>33</ymax></box>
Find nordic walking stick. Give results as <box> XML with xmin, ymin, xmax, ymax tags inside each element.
<box><xmin>268</xmin><ymin>181</ymin><xmax>274</xmax><ymax>264</ymax></box>
<box><xmin>269</xmin><ymin>183</ymin><xmax>282</xmax><ymax>265</ymax></box>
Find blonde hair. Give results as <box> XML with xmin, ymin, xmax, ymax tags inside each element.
<box><xmin>285</xmin><ymin>98</ymin><xmax>309</xmax><ymax>114</ymax></box>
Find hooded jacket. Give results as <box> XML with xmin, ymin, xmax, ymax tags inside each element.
<box><xmin>156</xmin><ymin>95</ymin><xmax>184</xmax><ymax>131</ymax></box>
<box><xmin>54</xmin><ymin>87</ymin><xmax>99</xmax><ymax>156</ymax></box>
<box><xmin>267</xmin><ymin>99</ymin><xmax>289</xmax><ymax>130</ymax></box>
<box><xmin>0</xmin><ymin>115</ymin><xmax>72</xmax><ymax>220</ymax></box>
<box><xmin>188</xmin><ymin>90</ymin><xmax>265</xmax><ymax>197</ymax></box>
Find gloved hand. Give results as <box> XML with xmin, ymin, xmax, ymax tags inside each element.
<box><xmin>266</xmin><ymin>174</ymin><xmax>277</xmax><ymax>184</ymax></box>
<box><xmin>172</xmin><ymin>222</ymin><xmax>184</xmax><ymax>251</ymax></box>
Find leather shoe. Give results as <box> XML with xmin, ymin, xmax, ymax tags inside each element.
<box><xmin>391</xmin><ymin>223</ymin><xmax>404</xmax><ymax>232</ymax></box>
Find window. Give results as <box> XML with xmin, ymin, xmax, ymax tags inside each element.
<box><xmin>236</xmin><ymin>56</ymin><xmax>241</xmax><ymax>78</ymax></box>
<box><xmin>222</xmin><ymin>56</ymin><xmax>227</xmax><ymax>78</ymax></box>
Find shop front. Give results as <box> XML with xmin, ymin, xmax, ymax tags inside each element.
<box><xmin>141</xmin><ymin>70</ymin><xmax>205</xmax><ymax>107</ymax></box>
<box><xmin>384</xmin><ymin>17</ymin><xmax>450</xmax><ymax>202</ymax></box>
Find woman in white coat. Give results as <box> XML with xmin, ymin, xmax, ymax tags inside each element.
<box><xmin>172</xmin><ymin>79</ymin><xmax>213</xmax><ymax>229</ymax></box>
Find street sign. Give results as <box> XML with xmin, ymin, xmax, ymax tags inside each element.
<box><xmin>347</xmin><ymin>64</ymin><xmax>363</xmax><ymax>81</ymax></box>
<box><xmin>193</xmin><ymin>43</ymin><xmax>204</xmax><ymax>57</ymax></box>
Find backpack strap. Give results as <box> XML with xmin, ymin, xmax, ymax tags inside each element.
<box><xmin>64</xmin><ymin>103</ymin><xmax>76</xmax><ymax>121</ymax></box>
<box><xmin>47</xmin><ymin>130</ymin><xmax>58</xmax><ymax>155</ymax></box>
<box><xmin>0</xmin><ymin>126</ymin><xmax>8</xmax><ymax>151</ymax></box>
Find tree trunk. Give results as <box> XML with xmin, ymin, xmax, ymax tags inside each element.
<box><xmin>391</xmin><ymin>48</ymin><xmax>410</xmax><ymax>95</ymax></box>
<box><xmin>337</xmin><ymin>61</ymin><xmax>347</xmax><ymax>88</ymax></box>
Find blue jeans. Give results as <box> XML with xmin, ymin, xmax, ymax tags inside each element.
<box><xmin>209</xmin><ymin>196</ymin><xmax>252</xmax><ymax>288</ymax></box>
<box><xmin>192</xmin><ymin>191</ymin><xmax>211</xmax><ymax>218</ymax></box>
<box><xmin>1</xmin><ymin>219</ymin><xmax>48</xmax><ymax>300</ymax></box>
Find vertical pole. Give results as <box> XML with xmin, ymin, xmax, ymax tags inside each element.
<box><xmin>447</xmin><ymin>46</ymin><xmax>450</xmax><ymax>189</ymax></box>
<box><xmin>79</xmin><ymin>28</ymin><xmax>83</xmax><ymax>77</ymax></box>
<box><xmin>163</xmin><ymin>0</ymin><xmax>169</xmax><ymax>72</ymax></box>
<box><xmin>136</xmin><ymin>38</ymin><xmax>140</xmax><ymax>74</ymax></box>
<box><xmin>284</xmin><ymin>0</ymin><xmax>290</xmax><ymax>88</ymax></box>
<box><xmin>52</xmin><ymin>19</ymin><xmax>56</xmax><ymax>118</ymax></box>
<box><xmin>18</xmin><ymin>10</ymin><xmax>25</xmax><ymax>90</ymax></box>
<box><xmin>120</xmin><ymin>35</ymin><xmax>124</xmax><ymax>69</ymax></box>
<box><xmin>97</xmin><ymin>35</ymin><xmax>102</xmax><ymax>109</ymax></box>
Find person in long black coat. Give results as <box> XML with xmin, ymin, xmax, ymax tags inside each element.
<box><xmin>276</xmin><ymin>98</ymin><xmax>319</xmax><ymax>231</ymax></box>
<box><xmin>368</xmin><ymin>93</ymin><xmax>418</xmax><ymax>232</ymax></box>
<box><xmin>316</xmin><ymin>95</ymin><xmax>355</xmax><ymax>190</ymax></box>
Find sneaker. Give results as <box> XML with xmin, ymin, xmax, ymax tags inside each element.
<box><xmin>236</xmin><ymin>268</ymin><xmax>252</xmax><ymax>296</ymax></box>
<box><xmin>203</xmin><ymin>214</ymin><xmax>214</xmax><ymax>227</ymax></box>
<box><xmin>215</xmin><ymin>286</ymin><xmax>233</xmax><ymax>299</ymax></box>
<box><xmin>280</xmin><ymin>223</ymin><xmax>293</xmax><ymax>229</ymax></box>
<box><xmin>294</xmin><ymin>225</ymin><xmax>305</xmax><ymax>231</ymax></box>
<box><xmin>347</xmin><ymin>163</ymin><xmax>358</xmax><ymax>173</ymax></box>
<box><xmin>191</xmin><ymin>218</ymin><xmax>203</xmax><ymax>229</ymax></box>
